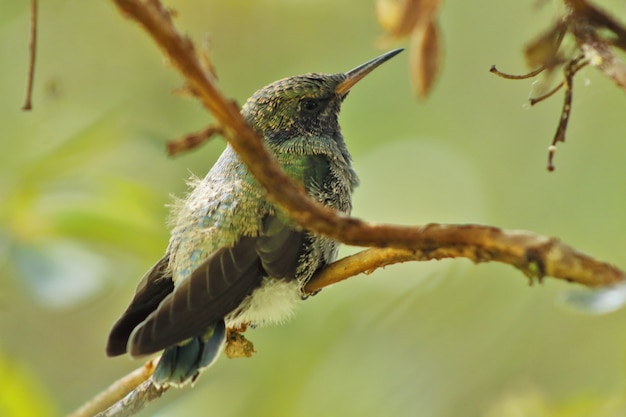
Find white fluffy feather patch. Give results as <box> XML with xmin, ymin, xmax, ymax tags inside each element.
<box><xmin>226</xmin><ymin>278</ymin><xmax>302</xmax><ymax>328</ymax></box>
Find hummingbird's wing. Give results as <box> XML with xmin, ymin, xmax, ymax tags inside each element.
<box><xmin>106</xmin><ymin>255</ymin><xmax>173</xmax><ymax>357</ymax></box>
<box><xmin>126</xmin><ymin>215</ymin><xmax>304</xmax><ymax>357</ymax></box>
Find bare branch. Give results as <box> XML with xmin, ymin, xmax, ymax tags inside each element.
<box><xmin>490</xmin><ymin>65</ymin><xmax>546</xmax><ymax>80</ymax></box>
<box><xmin>68</xmin><ymin>359</ymin><xmax>158</xmax><ymax>417</ymax></box>
<box><xmin>22</xmin><ymin>0</ymin><xmax>38</xmax><ymax>111</ymax></box>
<box><xmin>547</xmin><ymin>55</ymin><xmax>587</xmax><ymax>171</ymax></box>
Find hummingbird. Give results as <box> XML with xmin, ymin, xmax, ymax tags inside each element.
<box><xmin>105</xmin><ymin>49</ymin><xmax>403</xmax><ymax>387</ymax></box>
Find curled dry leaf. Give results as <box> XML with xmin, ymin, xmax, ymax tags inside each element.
<box><xmin>376</xmin><ymin>0</ymin><xmax>442</xmax><ymax>38</ymax></box>
<box><xmin>410</xmin><ymin>20</ymin><xmax>441</xmax><ymax>98</ymax></box>
<box><xmin>524</xmin><ymin>22</ymin><xmax>566</xmax><ymax>70</ymax></box>
<box><xmin>376</xmin><ymin>0</ymin><xmax>420</xmax><ymax>38</ymax></box>
<box><xmin>413</xmin><ymin>0</ymin><xmax>442</xmax><ymax>26</ymax></box>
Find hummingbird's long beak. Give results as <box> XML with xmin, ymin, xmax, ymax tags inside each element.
<box><xmin>335</xmin><ymin>48</ymin><xmax>404</xmax><ymax>96</ymax></box>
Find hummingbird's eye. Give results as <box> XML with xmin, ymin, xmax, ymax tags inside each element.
<box><xmin>300</xmin><ymin>98</ymin><xmax>321</xmax><ymax>113</ymax></box>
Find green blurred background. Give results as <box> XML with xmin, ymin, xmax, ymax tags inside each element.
<box><xmin>2</xmin><ymin>1</ymin><xmax>626</xmax><ymax>416</ymax></box>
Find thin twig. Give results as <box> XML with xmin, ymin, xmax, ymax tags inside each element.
<box><xmin>547</xmin><ymin>55</ymin><xmax>587</xmax><ymax>171</ymax></box>
<box><xmin>529</xmin><ymin>81</ymin><xmax>564</xmax><ymax>105</ymax></box>
<box><xmin>167</xmin><ymin>125</ymin><xmax>224</xmax><ymax>156</ymax></box>
<box><xmin>22</xmin><ymin>0</ymin><xmax>38</xmax><ymax>111</ymax></box>
<box><xmin>490</xmin><ymin>65</ymin><xmax>546</xmax><ymax>79</ymax></box>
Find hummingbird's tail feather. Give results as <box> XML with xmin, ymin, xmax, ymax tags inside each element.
<box><xmin>152</xmin><ymin>320</ymin><xmax>226</xmax><ymax>387</ymax></box>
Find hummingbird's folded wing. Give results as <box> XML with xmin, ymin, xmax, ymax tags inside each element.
<box><xmin>125</xmin><ymin>215</ymin><xmax>304</xmax><ymax>357</ymax></box>
<box><xmin>106</xmin><ymin>256</ymin><xmax>173</xmax><ymax>357</ymax></box>
<box><xmin>256</xmin><ymin>215</ymin><xmax>305</xmax><ymax>279</ymax></box>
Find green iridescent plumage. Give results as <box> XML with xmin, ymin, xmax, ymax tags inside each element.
<box><xmin>106</xmin><ymin>49</ymin><xmax>402</xmax><ymax>386</ymax></box>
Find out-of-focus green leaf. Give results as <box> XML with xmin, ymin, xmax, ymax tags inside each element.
<box><xmin>12</xmin><ymin>239</ymin><xmax>108</xmax><ymax>308</ymax></box>
<box><xmin>35</xmin><ymin>176</ymin><xmax>168</xmax><ymax>257</ymax></box>
<box><xmin>0</xmin><ymin>352</ymin><xmax>57</xmax><ymax>417</ymax></box>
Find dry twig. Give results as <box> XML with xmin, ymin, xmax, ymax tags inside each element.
<box><xmin>166</xmin><ymin>125</ymin><xmax>223</xmax><ymax>156</ymax></box>
<box><xmin>491</xmin><ymin>0</ymin><xmax>626</xmax><ymax>170</ymax></box>
<box><xmin>22</xmin><ymin>0</ymin><xmax>38</xmax><ymax>111</ymax></box>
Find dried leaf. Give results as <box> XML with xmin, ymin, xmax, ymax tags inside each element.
<box><xmin>410</xmin><ymin>19</ymin><xmax>441</xmax><ymax>98</ymax></box>
<box><xmin>524</xmin><ymin>22</ymin><xmax>566</xmax><ymax>70</ymax></box>
<box><xmin>571</xmin><ymin>12</ymin><xmax>626</xmax><ymax>91</ymax></box>
<box><xmin>376</xmin><ymin>0</ymin><xmax>441</xmax><ymax>38</ymax></box>
<box><xmin>413</xmin><ymin>0</ymin><xmax>442</xmax><ymax>27</ymax></box>
<box><xmin>376</xmin><ymin>0</ymin><xmax>415</xmax><ymax>37</ymax></box>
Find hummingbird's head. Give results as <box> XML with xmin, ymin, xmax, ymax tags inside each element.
<box><xmin>241</xmin><ymin>49</ymin><xmax>403</xmax><ymax>150</ymax></box>
<box><xmin>242</xmin><ymin>73</ymin><xmax>348</xmax><ymax>143</ymax></box>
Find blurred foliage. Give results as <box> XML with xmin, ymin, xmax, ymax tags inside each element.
<box><xmin>0</xmin><ymin>351</ymin><xmax>57</xmax><ymax>417</ymax></box>
<box><xmin>1</xmin><ymin>1</ymin><xmax>626</xmax><ymax>417</ymax></box>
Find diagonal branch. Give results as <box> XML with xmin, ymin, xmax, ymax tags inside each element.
<box><xmin>109</xmin><ymin>0</ymin><xmax>624</xmax><ymax>286</ymax></box>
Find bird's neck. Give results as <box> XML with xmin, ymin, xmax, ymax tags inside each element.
<box><xmin>268</xmin><ymin>134</ymin><xmax>356</xmax><ymax>187</ymax></box>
